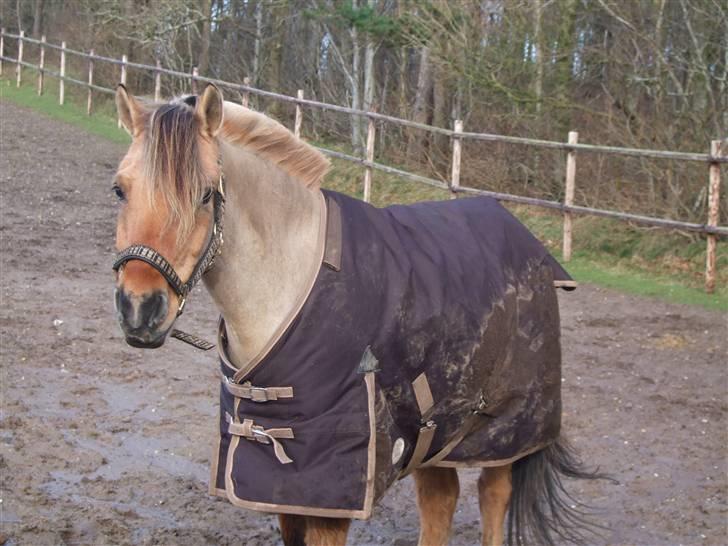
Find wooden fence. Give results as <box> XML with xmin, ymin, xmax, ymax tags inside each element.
<box><xmin>1</xmin><ymin>30</ymin><xmax>725</xmax><ymax>293</ymax></box>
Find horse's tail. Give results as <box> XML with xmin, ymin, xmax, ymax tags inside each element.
<box><xmin>507</xmin><ymin>436</ymin><xmax>615</xmax><ymax>546</ymax></box>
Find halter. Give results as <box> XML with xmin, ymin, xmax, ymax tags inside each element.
<box><xmin>112</xmin><ymin>174</ymin><xmax>226</xmax><ymax>321</ymax></box>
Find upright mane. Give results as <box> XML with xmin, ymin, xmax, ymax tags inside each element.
<box><xmin>137</xmin><ymin>94</ymin><xmax>329</xmax><ymax>243</ymax></box>
<box><xmin>220</xmin><ymin>101</ymin><xmax>329</xmax><ymax>190</ymax></box>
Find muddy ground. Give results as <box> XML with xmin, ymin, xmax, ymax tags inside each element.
<box><xmin>0</xmin><ymin>100</ymin><xmax>726</xmax><ymax>545</ymax></box>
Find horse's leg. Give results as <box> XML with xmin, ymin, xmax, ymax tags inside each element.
<box><xmin>478</xmin><ymin>464</ymin><xmax>513</xmax><ymax>546</ymax></box>
<box><xmin>303</xmin><ymin>516</ymin><xmax>351</xmax><ymax>546</ymax></box>
<box><xmin>279</xmin><ymin>514</ymin><xmax>307</xmax><ymax>546</ymax></box>
<box><xmin>413</xmin><ymin>467</ymin><xmax>460</xmax><ymax>546</ymax></box>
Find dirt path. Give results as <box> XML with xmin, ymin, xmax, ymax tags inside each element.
<box><xmin>1</xmin><ymin>100</ymin><xmax>726</xmax><ymax>545</ymax></box>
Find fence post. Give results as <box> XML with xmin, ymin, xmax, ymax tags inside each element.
<box><xmin>37</xmin><ymin>35</ymin><xmax>46</xmax><ymax>95</ymax></box>
<box><xmin>191</xmin><ymin>66</ymin><xmax>198</xmax><ymax>94</ymax></box>
<box><xmin>450</xmin><ymin>120</ymin><xmax>463</xmax><ymax>199</ymax></box>
<box><xmin>0</xmin><ymin>28</ymin><xmax>4</xmax><ymax>76</ymax></box>
<box><xmin>118</xmin><ymin>54</ymin><xmax>127</xmax><ymax>127</ymax></box>
<box><xmin>241</xmin><ymin>76</ymin><xmax>250</xmax><ymax>108</ymax></box>
<box><xmin>59</xmin><ymin>41</ymin><xmax>66</xmax><ymax>105</ymax></box>
<box><xmin>705</xmin><ymin>140</ymin><xmax>722</xmax><ymax>294</ymax></box>
<box><xmin>120</xmin><ymin>54</ymin><xmax>128</xmax><ymax>86</ymax></box>
<box><xmin>363</xmin><ymin>116</ymin><xmax>376</xmax><ymax>203</ymax></box>
<box><xmin>294</xmin><ymin>89</ymin><xmax>304</xmax><ymax>138</ymax></box>
<box><xmin>154</xmin><ymin>59</ymin><xmax>161</xmax><ymax>101</ymax></box>
<box><xmin>87</xmin><ymin>49</ymin><xmax>94</xmax><ymax>115</ymax></box>
<box><xmin>16</xmin><ymin>30</ymin><xmax>24</xmax><ymax>87</ymax></box>
<box><xmin>562</xmin><ymin>131</ymin><xmax>579</xmax><ymax>262</ymax></box>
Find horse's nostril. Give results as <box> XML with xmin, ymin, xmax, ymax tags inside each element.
<box><xmin>141</xmin><ymin>291</ymin><xmax>168</xmax><ymax>330</ymax></box>
<box><xmin>117</xmin><ymin>288</ymin><xmax>136</xmax><ymax>326</ymax></box>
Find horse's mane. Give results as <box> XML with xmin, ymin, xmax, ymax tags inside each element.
<box><xmin>220</xmin><ymin>101</ymin><xmax>329</xmax><ymax>190</ymax></box>
<box><xmin>138</xmin><ymin>95</ymin><xmax>329</xmax><ymax>243</ymax></box>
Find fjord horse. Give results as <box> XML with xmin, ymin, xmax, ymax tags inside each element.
<box><xmin>111</xmin><ymin>83</ymin><xmax>605</xmax><ymax>546</ymax></box>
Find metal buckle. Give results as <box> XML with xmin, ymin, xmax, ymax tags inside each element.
<box><xmin>217</xmin><ymin>174</ymin><xmax>225</xmax><ymax>198</ymax></box>
<box><xmin>251</xmin><ymin>426</ymin><xmax>271</xmax><ymax>444</ymax></box>
<box><xmin>249</xmin><ymin>386</ymin><xmax>269</xmax><ymax>403</ymax></box>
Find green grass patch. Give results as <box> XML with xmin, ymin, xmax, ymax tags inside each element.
<box><xmin>0</xmin><ymin>76</ymin><xmax>129</xmax><ymax>144</ymax></box>
<box><xmin>315</xmin><ymin>140</ymin><xmax>448</xmax><ymax>205</ymax></box>
<box><xmin>510</xmin><ymin>207</ymin><xmax>727</xmax><ymax>310</ymax></box>
<box><xmin>2</xmin><ymin>78</ymin><xmax>724</xmax><ymax>310</ymax></box>
<box><xmin>562</xmin><ymin>256</ymin><xmax>726</xmax><ymax>311</ymax></box>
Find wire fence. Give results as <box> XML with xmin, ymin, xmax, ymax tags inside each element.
<box><xmin>1</xmin><ymin>29</ymin><xmax>725</xmax><ymax>292</ymax></box>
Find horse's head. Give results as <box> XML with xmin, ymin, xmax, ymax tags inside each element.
<box><xmin>112</xmin><ymin>84</ymin><xmax>224</xmax><ymax>348</ymax></box>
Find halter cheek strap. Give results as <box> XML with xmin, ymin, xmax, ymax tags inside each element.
<box><xmin>112</xmin><ymin>174</ymin><xmax>226</xmax><ymax>317</ymax></box>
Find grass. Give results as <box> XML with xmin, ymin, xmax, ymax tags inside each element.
<box><xmin>1</xmin><ymin>76</ymin><xmax>725</xmax><ymax>311</ymax></box>
<box><xmin>0</xmin><ymin>76</ymin><xmax>130</xmax><ymax>144</ymax></box>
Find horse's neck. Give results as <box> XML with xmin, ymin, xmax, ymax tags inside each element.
<box><xmin>203</xmin><ymin>142</ymin><xmax>324</xmax><ymax>367</ymax></box>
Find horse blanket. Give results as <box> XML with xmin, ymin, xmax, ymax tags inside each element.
<box><xmin>210</xmin><ymin>190</ymin><xmax>574</xmax><ymax>519</ymax></box>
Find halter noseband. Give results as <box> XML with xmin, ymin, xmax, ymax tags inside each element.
<box><xmin>112</xmin><ymin>174</ymin><xmax>226</xmax><ymax>317</ymax></box>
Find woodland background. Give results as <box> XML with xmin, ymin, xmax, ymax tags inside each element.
<box><xmin>2</xmin><ymin>0</ymin><xmax>727</xmax><ymax>225</ymax></box>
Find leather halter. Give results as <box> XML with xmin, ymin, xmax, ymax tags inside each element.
<box><xmin>112</xmin><ymin>174</ymin><xmax>226</xmax><ymax>317</ymax></box>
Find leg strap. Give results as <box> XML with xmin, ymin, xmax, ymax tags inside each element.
<box><xmin>401</xmin><ymin>421</ymin><xmax>437</xmax><ymax>477</ymax></box>
<box><xmin>400</xmin><ymin>372</ymin><xmax>437</xmax><ymax>477</ymax></box>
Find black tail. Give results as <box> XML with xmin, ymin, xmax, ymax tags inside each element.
<box><xmin>507</xmin><ymin>437</ymin><xmax>616</xmax><ymax>546</ymax></box>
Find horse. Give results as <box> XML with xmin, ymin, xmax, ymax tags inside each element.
<box><xmin>110</xmin><ymin>83</ymin><xmax>607</xmax><ymax>546</ymax></box>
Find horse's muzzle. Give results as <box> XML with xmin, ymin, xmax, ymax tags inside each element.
<box><xmin>124</xmin><ymin>333</ymin><xmax>167</xmax><ymax>349</ymax></box>
<box><xmin>115</xmin><ymin>288</ymin><xmax>170</xmax><ymax>348</ymax></box>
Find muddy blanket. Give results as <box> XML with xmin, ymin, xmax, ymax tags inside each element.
<box><xmin>211</xmin><ymin>191</ymin><xmax>572</xmax><ymax>519</ymax></box>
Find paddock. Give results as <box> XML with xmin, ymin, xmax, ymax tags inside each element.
<box><xmin>0</xmin><ymin>99</ymin><xmax>725</xmax><ymax>545</ymax></box>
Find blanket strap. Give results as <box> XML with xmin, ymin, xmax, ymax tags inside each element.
<box><xmin>420</xmin><ymin>390</ymin><xmax>488</xmax><ymax>468</ymax></box>
<box><xmin>323</xmin><ymin>196</ymin><xmax>342</xmax><ymax>271</ymax></box>
<box><xmin>220</xmin><ymin>373</ymin><xmax>294</xmax><ymax>402</ymax></box>
<box><xmin>225</xmin><ymin>414</ymin><xmax>295</xmax><ymax>464</ymax></box>
<box><xmin>420</xmin><ymin>413</ymin><xmax>480</xmax><ymax>468</ymax></box>
<box><xmin>400</xmin><ymin>372</ymin><xmax>437</xmax><ymax>477</ymax></box>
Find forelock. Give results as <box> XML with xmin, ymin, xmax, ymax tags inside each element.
<box><xmin>142</xmin><ymin>99</ymin><xmax>209</xmax><ymax>243</ymax></box>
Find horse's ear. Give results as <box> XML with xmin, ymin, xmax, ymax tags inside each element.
<box><xmin>115</xmin><ymin>84</ymin><xmax>142</xmax><ymax>137</ymax></box>
<box><xmin>197</xmin><ymin>84</ymin><xmax>224</xmax><ymax>137</ymax></box>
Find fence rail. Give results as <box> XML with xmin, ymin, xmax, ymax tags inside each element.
<box><xmin>1</xmin><ymin>30</ymin><xmax>725</xmax><ymax>292</ymax></box>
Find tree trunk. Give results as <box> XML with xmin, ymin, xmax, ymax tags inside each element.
<box><xmin>363</xmin><ymin>0</ymin><xmax>377</xmax><ymax>113</ymax></box>
<box><xmin>363</xmin><ymin>27</ymin><xmax>376</xmax><ymax>112</ymax></box>
<box><xmin>16</xmin><ymin>0</ymin><xmax>22</xmax><ymax>32</ymax></box>
<box><xmin>267</xmin><ymin>0</ymin><xmax>288</xmax><ymax>116</ymax></box>
<box><xmin>406</xmin><ymin>46</ymin><xmax>432</xmax><ymax>159</ymax></box>
<box><xmin>350</xmin><ymin>0</ymin><xmax>362</xmax><ymax>153</ymax></box>
<box><xmin>398</xmin><ymin>45</ymin><xmax>408</xmax><ymax>120</ymax></box>
<box><xmin>432</xmin><ymin>62</ymin><xmax>448</xmax><ymax>155</ymax></box>
<box><xmin>533</xmin><ymin>0</ymin><xmax>543</xmax><ymax>114</ymax></box>
<box><xmin>32</xmin><ymin>0</ymin><xmax>43</xmax><ymax>37</ymax></box>
<box><xmin>197</xmin><ymin>0</ymin><xmax>212</xmax><ymax>75</ymax></box>
<box><xmin>252</xmin><ymin>0</ymin><xmax>263</xmax><ymax>86</ymax></box>
<box><xmin>554</xmin><ymin>0</ymin><xmax>577</xmax><ymax>131</ymax></box>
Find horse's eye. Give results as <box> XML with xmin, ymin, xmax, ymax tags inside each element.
<box><xmin>201</xmin><ymin>188</ymin><xmax>214</xmax><ymax>205</ymax></box>
<box><xmin>112</xmin><ymin>184</ymin><xmax>126</xmax><ymax>201</ymax></box>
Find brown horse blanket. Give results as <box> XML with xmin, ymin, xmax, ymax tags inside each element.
<box><xmin>210</xmin><ymin>191</ymin><xmax>573</xmax><ymax>519</ymax></box>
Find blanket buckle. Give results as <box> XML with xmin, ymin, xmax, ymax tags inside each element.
<box><xmin>249</xmin><ymin>386</ymin><xmax>270</xmax><ymax>403</ymax></box>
